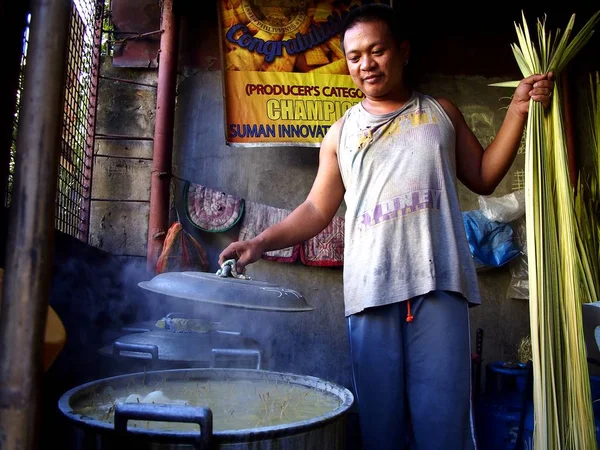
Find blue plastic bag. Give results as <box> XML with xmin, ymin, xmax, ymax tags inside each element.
<box><xmin>462</xmin><ymin>210</ymin><xmax>520</xmax><ymax>267</ymax></box>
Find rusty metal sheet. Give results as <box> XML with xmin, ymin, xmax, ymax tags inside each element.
<box><xmin>112</xmin><ymin>0</ymin><xmax>160</xmax><ymax>68</ymax></box>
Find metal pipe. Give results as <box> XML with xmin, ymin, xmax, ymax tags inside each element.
<box><xmin>94</xmin><ymin>154</ymin><xmax>153</xmax><ymax>161</ymax></box>
<box><xmin>147</xmin><ymin>0</ymin><xmax>179</xmax><ymax>272</ymax></box>
<box><xmin>0</xmin><ymin>0</ymin><xmax>72</xmax><ymax>448</ymax></box>
<box><xmin>115</xmin><ymin>28</ymin><xmax>163</xmax><ymax>43</ymax></box>
<box><xmin>95</xmin><ymin>133</ymin><xmax>154</xmax><ymax>141</ymax></box>
<box><xmin>99</xmin><ymin>75</ymin><xmax>158</xmax><ymax>89</ymax></box>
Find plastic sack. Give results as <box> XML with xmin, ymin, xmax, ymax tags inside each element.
<box><xmin>478</xmin><ymin>190</ymin><xmax>525</xmax><ymax>223</ymax></box>
<box><xmin>506</xmin><ymin>217</ymin><xmax>529</xmax><ymax>299</ymax></box>
<box><xmin>155</xmin><ymin>221</ymin><xmax>209</xmax><ymax>274</ymax></box>
<box><xmin>462</xmin><ymin>210</ymin><xmax>520</xmax><ymax>268</ymax></box>
<box><xmin>506</xmin><ymin>254</ymin><xmax>529</xmax><ymax>299</ymax></box>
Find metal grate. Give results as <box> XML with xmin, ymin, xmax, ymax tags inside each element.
<box><xmin>56</xmin><ymin>0</ymin><xmax>104</xmax><ymax>240</ymax></box>
<box><xmin>6</xmin><ymin>1</ymin><xmax>104</xmax><ymax>241</ymax></box>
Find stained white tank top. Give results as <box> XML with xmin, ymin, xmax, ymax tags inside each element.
<box><xmin>337</xmin><ymin>91</ymin><xmax>481</xmax><ymax>316</ymax></box>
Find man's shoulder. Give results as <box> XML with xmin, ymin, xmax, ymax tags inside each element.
<box><xmin>329</xmin><ymin>104</ymin><xmax>358</xmax><ymax>138</ymax></box>
<box><xmin>321</xmin><ymin>115</ymin><xmax>345</xmax><ymax>154</ymax></box>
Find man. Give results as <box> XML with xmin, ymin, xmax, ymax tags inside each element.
<box><xmin>219</xmin><ymin>4</ymin><xmax>553</xmax><ymax>449</ymax></box>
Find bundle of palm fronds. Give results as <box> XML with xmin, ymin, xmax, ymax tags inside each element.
<box><xmin>492</xmin><ymin>10</ymin><xmax>600</xmax><ymax>449</ymax></box>
<box><xmin>574</xmin><ymin>72</ymin><xmax>600</xmax><ymax>304</ymax></box>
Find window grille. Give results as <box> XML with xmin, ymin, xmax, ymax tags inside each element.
<box><xmin>55</xmin><ymin>0</ymin><xmax>104</xmax><ymax>240</ymax></box>
<box><xmin>6</xmin><ymin>1</ymin><xmax>104</xmax><ymax>242</ymax></box>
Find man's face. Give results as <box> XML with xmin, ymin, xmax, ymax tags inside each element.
<box><xmin>343</xmin><ymin>20</ymin><xmax>408</xmax><ymax>99</ymax></box>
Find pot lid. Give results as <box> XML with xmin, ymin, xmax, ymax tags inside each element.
<box><xmin>137</xmin><ymin>272</ymin><xmax>315</xmax><ymax>312</ymax></box>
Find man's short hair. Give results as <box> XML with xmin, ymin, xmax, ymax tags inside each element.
<box><xmin>339</xmin><ymin>4</ymin><xmax>407</xmax><ymax>54</ymax></box>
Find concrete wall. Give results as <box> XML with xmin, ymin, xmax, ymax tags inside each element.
<box><xmin>89</xmin><ymin>58</ymin><xmax>157</xmax><ymax>258</ymax></box>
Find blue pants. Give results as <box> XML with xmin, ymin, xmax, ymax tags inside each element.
<box><xmin>347</xmin><ymin>290</ymin><xmax>476</xmax><ymax>450</ymax></box>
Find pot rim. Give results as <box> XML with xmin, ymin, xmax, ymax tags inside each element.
<box><xmin>58</xmin><ymin>367</ymin><xmax>354</xmax><ymax>443</ymax></box>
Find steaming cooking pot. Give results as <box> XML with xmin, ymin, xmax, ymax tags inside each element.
<box><xmin>98</xmin><ymin>329</ymin><xmax>262</xmax><ymax>370</ymax></box>
<box><xmin>98</xmin><ymin>313</ymin><xmax>263</xmax><ymax>370</ymax></box>
<box><xmin>58</xmin><ymin>368</ymin><xmax>353</xmax><ymax>449</ymax></box>
<box><xmin>137</xmin><ymin>272</ymin><xmax>315</xmax><ymax>312</ymax></box>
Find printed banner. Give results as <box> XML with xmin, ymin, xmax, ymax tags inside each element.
<box><xmin>218</xmin><ymin>0</ymin><xmax>392</xmax><ymax>147</ymax></box>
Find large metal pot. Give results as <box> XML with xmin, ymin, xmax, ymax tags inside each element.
<box><xmin>58</xmin><ymin>368</ymin><xmax>354</xmax><ymax>449</ymax></box>
<box><xmin>98</xmin><ymin>327</ymin><xmax>263</xmax><ymax>371</ymax></box>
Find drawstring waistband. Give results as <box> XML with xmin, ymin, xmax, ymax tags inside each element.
<box><xmin>406</xmin><ymin>299</ymin><xmax>414</xmax><ymax>322</ymax></box>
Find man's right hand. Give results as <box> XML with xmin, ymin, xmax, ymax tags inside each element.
<box><xmin>218</xmin><ymin>238</ymin><xmax>265</xmax><ymax>273</ymax></box>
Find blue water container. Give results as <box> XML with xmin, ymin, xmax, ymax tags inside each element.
<box><xmin>475</xmin><ymin>361</ymin><xmax>528</xmax><ymax>450</ymax></box>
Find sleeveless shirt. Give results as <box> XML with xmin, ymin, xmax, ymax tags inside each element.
<box><xmin>337</xmin><ymin>91</ymin><xmax>481</xmax><ymax>316</ymax></box>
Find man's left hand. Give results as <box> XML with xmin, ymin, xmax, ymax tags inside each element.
<box><xmin>512</xmin><ymin>72</ymin><xmax>555</xmax><ymax>117</ymax></box>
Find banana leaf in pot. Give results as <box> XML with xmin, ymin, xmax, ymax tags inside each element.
<box><xmin>137</xmin><ymin>272</ymin><xmax>315</xmax><ymax>312</ymax></box>
<box><xmin>119</xmin><ymin>312</ymin><xmax>223</xmax><ymax>335</ymax></box>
